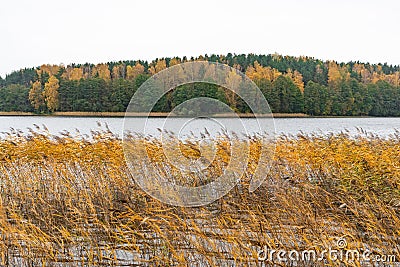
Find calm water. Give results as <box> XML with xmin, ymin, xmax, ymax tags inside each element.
<box><xmin>0</xmin><ymin>116</ymin><xmax>400</xmax><ymax>138</ymax></box>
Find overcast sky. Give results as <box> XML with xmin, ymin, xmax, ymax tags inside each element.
<box><xmin>0</xmin><ymin>0</ymin><xmax>399</xmax><ymax>78</ymax></box>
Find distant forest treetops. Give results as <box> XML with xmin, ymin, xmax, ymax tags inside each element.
<box><xmin>0</xmin><ymin>53</ymin><xmax>399</xmax><ymax>116</ymax></box>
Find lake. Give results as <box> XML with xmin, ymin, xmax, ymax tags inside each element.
<box><xmin>0</xmin><ymin>116</ymin><xmax>400</xmax><ymax>138</ymax></box>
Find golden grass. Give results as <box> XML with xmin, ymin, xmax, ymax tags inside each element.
<box><xmin>0</xmin><ymin>127</ymin><xmax>399</xmax><ymax>266</ymax></box>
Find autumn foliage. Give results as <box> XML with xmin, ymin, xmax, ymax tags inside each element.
<box><xmin>1</xmin><ymin>53</ymin><xmax>399</xmax><ymax>116</ymax></box>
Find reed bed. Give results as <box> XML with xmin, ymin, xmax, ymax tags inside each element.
<box><xmin>0</xmin><ymin>125</ymin><xmax>399</xmax><ymax>266</ymax></box>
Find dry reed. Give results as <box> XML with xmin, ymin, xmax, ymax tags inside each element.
<box><xmin>0</xmin><ymin>126</ymin><xmax>399</xmax><ymax>266</ymax></box>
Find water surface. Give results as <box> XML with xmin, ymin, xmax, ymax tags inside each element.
<box><xmin>0</xmin><ymin>116</ymin><xmax>399</xmax><ymax>138</ymax></box>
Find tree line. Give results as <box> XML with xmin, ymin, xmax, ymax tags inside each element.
<box><xmin>0</xmin><ymin>53</ymin><xmax>399</xmax><ymax>116</ymax></box>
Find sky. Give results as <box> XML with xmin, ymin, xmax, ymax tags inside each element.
<box><xmin>0</xmin><ymin>0</ymin><xmax>399</xmax><ymax>78</ymax></box>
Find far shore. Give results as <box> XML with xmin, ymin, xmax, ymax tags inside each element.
<box><xmin>0</xmin><ymin>111</ymin><xmax>308</xmax><ymax>118</ymax></box>
<box><xmin>0</xmin><ymin>111</ymin><xmax>383</xmax><ymax>118</ymax></box>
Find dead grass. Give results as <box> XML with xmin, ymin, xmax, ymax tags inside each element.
<box><xmin>0</xmin><ymin>126</ymin><xmax>399</xmax><ymax>266</ymax></box>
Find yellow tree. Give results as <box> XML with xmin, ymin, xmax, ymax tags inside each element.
<box><xmin>62</xmin><ymin>67</ymin><xmax>83</xmax><ymax>81</ymax></box>
<box><xmin>29</xmin><ymin>81</ymin><xmax>44</xmax><ymax>111</ymax></box>
<box><xmin>169</xmin><ymin>58</ymin><xmax>181</xmax><ymax>67</ymax></box>
<box><xmin>245</xmin><ymin>65</ymin><xmax>257</xmax><ymax>80</ymax></box>
<box><xmin>70</xmin><ymin>67</ymin><xmax>84</xmax><ymax>81</ymax></box>
<box><xmin>61</xmin><ymin>67</ymin><xmax>72</xmax><ymax>80</ymax></box>
<box><xmin>37</xmin><ymin>64</ymin><xmax>60</xmax><ymax>77</ymax></box>
<box><xmin>385</xmin><ymin>71</ymin><xmax>400</xmax><ymax>87</ymax></box>
<box><xmin>371</xmin><ymin>72</ymin><xmax>384</xmax><ymax>84</ymax></box>
<box><xmin>328</xmin><ymin>61</ymin><xmax>349</xmax><ymax>86</ymax></box>
<box><xmin>92</xmin><ymin>64</ymin><xmax>111</xmax><ymax>81</ymax></box>
<box><xmin>285</xmin><ymin>69</ymin><xmax>304</xmax><ymax>92</ymax></box>
<box><xmin>327</xmin><ymin>61</ymin><xmax>341</xmax><ymax>85</ymax></box>
<box><xmin>352</xmin><ymin>63</ymin><xmax>363</xmax><ymax>76</ymax></box>
<box><xmin>246</xmin><ymin>61</ymin><xmax>281</xmax><ymax>82</ymax></box>
<box><xmin>353</xmin><ymin>63</ymin><xmax>375</xmax><ymax>84</ymax></box>
<box><xmin>370</xmin><ymin>65</ymin><xmax>385</xmax><ymax>83</ymax></box>
<box><xmin>149</xmin><ymin>59</ymin><xmax>167</xmax><ymax>75</ymax></box>
<box><xmin>292</xmin><ymin>70</ymin><xmax>304</xmax><ymax>92</ymax></box>
<box><xmin>126</xmin><ymin>62</ymin><xmax>145</xmax><ymax>80</ymax></box>
<box><xmin>155</xmin><ymin>59</ymin><xmax>167</xmax><ymax>73</ymax></box>
<box><xmin>43</xmin><ymin>76</ymin><xmax>60</xmax><ymax>112</ymax></box>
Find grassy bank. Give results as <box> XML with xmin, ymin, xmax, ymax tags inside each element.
<box><xmin>0</xmin><ymin>111</ymin><xmax>310</xmax><ymax>118</ymax></box>
<box><xmin>0</xmin><ymin>129</ymin><xmax>399</xmax><ymax>266</ymax></box>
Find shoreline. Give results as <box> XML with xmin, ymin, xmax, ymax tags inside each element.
<box><xmin>0</xmin><ymin>111</ymin><xmax>386</xmax><ymax>118</ymax></box>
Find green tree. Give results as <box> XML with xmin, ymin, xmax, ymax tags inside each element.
<box><xmin>304</xmin><ymin>81</ymin><xmax>329</xmax><ymax>115</ymax></box>
<box><xmin>273</xmin><ymin>76</ymin><xmax>304</xmax><ymax>113</ymax></box>
<box><xmin>0</xmin><ymin>84</ymin><xmax>33</xmax><ymax>112</ymax></box>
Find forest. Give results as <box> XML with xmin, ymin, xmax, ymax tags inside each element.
<box><xmin>0</xmin><ymin>53</ymin><xmax>399</xmax><ymax>116</ymax></box>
